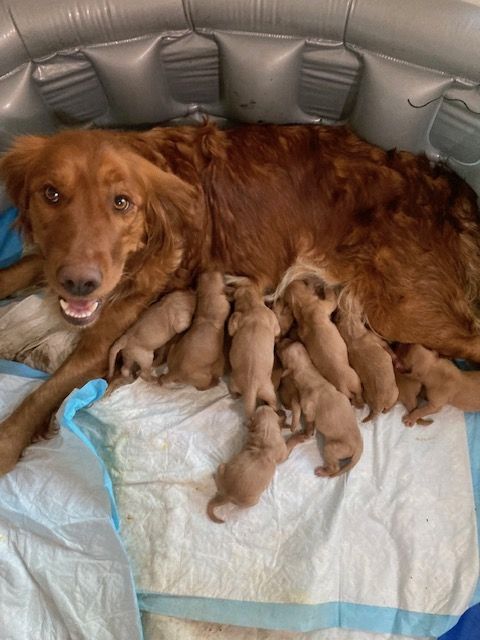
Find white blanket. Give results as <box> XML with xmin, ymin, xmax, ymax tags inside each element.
<box><xmin>0</xmin><ymin>370</ymin><xmax>142</xmax><ymax>640</ymax></box>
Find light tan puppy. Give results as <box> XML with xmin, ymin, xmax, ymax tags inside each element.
<box><xmin>108</xmin><ymin>290</ymin><xmax>196</xmax><ymax>381</ymax></box>
<box><xmin>283</xmin><ymin>281</ymin><xmax>363</xmax><ymax>406</ymax></box>
<box><xmin>207</xmin><ymin>406</ymin><xmax>307</xmax><ymax>523</ymax></box>
<box><xmin>228</xmin><ymin>284</ymin><xmax>280</xmax><ymax>417</ymax></box>
<box><xmin>159</xmin><ymin>271</ymin><xmax>230</xmax><ymax>390</ymax></box>
<box><xmin>336</xmin><ymin>313</ymin><xmax>398</xmax><ymax>421</ymax></box>
<box><xmin>277</xmin><ymin>339</ymin><xmax>363</xmax><ymax>477</ymax></box>
<box><xmin>397</xmin><ymin>343</ymin><xmax>480</xmax><ymax>426</ymax></box>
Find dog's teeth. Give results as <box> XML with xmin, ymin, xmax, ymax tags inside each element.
<box><xmin>59</xmin><ymin>299</ymin><xmax>99</xmax><ymax>318</ymax></box>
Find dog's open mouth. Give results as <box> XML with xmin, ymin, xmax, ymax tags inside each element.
<box><xmin>59</xmin><ymin>297</ymin><xmax>102</xmax><ymax>326</ymax></box>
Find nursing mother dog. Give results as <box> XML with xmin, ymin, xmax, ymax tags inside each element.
<box><xmin>1</xmin><ymin>122</ymin><xmax>480</xmax><ymax>474</ymax></box>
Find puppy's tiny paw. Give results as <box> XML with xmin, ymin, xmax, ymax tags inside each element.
<box><xmin>402</xmin><ymin>415</ymin><xmax>415</xmax><ymax>427</ymax></box>
<box><xmin>314</xmin><ymin>465</ymin><xmax>332</xmax><ymax>477</ymax></box>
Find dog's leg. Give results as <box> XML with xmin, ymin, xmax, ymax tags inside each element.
<box><xmin>0</xmin><ymin>293</ymin><xmax>152</xmax><ymax>475</ymax></box>
<box><xmin>0</xmin><ymin>254</ymin><xmax>44</xmax><ymax>298</ymax></box>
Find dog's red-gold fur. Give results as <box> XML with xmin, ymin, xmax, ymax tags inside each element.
<box><xmin>1</xmin><ymin>122</ymin><xmax>480</xmax><ymax>473</ymax></box>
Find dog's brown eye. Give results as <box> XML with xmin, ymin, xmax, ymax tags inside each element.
<box><xmin>113</xmin><ymin>195</ymin><xmax>131</xmax><ymax>212</ymax></box>
<box><xmin>44</xmin><ymin>185</ymin><xmax>60</xmax><ymax>204</ymax></box>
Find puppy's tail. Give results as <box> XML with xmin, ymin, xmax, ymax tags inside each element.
<box><xmin>108</xmin><ymin>335</ymin><xmax>128</xmax><ymax>379</ymax></box>
<box><xmin>207</xmin><ymin>493</ymin><xmax>229</xmax><ymax>524</ymax></box>
<box><xmin>331</xmin><ymin>446</ymin><xmax>363</xmax><ymax>477</ymax></box>
<box><xmin>316</xmin><ymin>444</ymin><xmax>364</xmax><ymax>478</ymax></box>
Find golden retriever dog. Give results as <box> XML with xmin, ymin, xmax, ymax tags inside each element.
<box><xmin>336</xmin><ymin>312</ymin><xmax>398</xmax><ymax>421</ymax></box>
<box><xmin>1</xmin><ymin>122</ymin><xmax>480</xmax><ymax>472</ymax></box>
<box><xmin>108</xmin><ymin>289</ymin><xmax>196</xmax><ymax>381</ymax></box>
<box><xmin>395</xmin><ymin>343</ymin><xmax>480</xmax><ymax>426</ymax></box>
<box><xmin>277</xmin><ymin>340</ymin><xmax>363</xmax><ymax>477</ymax></box>
<box><xmin>284</xmin><ymin>281</ymin><xmax>363</xmax><ymax>406</ymax></box>
<box><xmin>158</xmin><ymin>271</ymin><xmax>229</xmax><ymax>390</ymax></box>
<box><xmin>228</xmin><ymin>283</ymin><xmax>280</xmax><ymax>417</ymax></box>
<box><xmin>207</xmin><ymin>405</ymin><xmax>307</xmax><ymax>523</ymax></box>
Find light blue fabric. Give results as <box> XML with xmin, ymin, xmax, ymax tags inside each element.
<box><xmin>138</xmin><ymin>593</ymin><xmax>459</xmax><ymax>637</ymax></box>
<box><xmin>465</xmin><ymin>411</ymin><xmax>480</xmax><ymax>607</ymax></box>
<box><xmin>56</xmin><ymin>378</ymin><xmax>119</xmax><ymax>528</ymax></box>
<box><xmin>0</xmin><ymin>358</ymin><xmax>50</xmax><ymax>379</ymax></box>
<box><xmin>0</xmin><ymin>207</ymin><xmax>22</xmax><ymax>268</ymax></box>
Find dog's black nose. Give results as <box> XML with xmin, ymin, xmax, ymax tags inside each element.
<box><xmin>58</xmin><ymin>265</ymin><xmax>102</xmax><ymax>297</ymax></box>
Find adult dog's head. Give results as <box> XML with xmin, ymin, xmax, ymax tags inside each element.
<box><xmin>0</xmin><ymin>129</ymin><xmax>198</xmax><ymax>326</ymax></box>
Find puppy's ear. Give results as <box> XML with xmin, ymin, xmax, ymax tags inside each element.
<box><xmin>0</xmin><ymin>136</ymin><xmax>47</xmax><ymax>208</ymax></box>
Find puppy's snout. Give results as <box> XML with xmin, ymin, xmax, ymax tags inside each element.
<box><xmin>58</xmin><ymin>264</ymin><xmax>102</xmax><ymax>297</ymax></box>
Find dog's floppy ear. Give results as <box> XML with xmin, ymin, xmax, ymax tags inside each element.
<box><xmin>134</xmin><ymin>155</ymin><xmax>201</xmax><ymax>256</ymax></box>
<box><xmin>0</xmin><ymin>136</ymin><xmax>47</xmax><ymax>208</ymax></box>
<box><xmin>0</xmin><ymin>136</ymin><xmax>47</xmax><ymax>242</ymax></box>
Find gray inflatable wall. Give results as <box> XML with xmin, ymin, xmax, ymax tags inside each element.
<box><xmin>1</xmin><ymin>0</ymin><xmax>479</xmax><ymax>208</ymax></box>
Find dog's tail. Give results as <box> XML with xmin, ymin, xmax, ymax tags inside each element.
<box><xmin>206</xmin><ymin>493</ymin><xmax>229</xmax><ymax>524</ymax></box>
<box><xmin>108</xmin><ymin>335</ymin><xmax>128</xmax><ymax>379</ymax></box>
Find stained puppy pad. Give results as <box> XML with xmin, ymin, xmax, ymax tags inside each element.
<box><xmin>0</xmin><ymin>367</ymin><xmax>142</xmax><ymax>640</ymax></box>
<box><xmin>141</xmin><ymin>612</ymin><xmax>432</xmax><ymax>640</ymax></box>
<box><xmin>70</xmin><ymin>378</ymin><xmax>479</xmax><ymax>638</ymax></box>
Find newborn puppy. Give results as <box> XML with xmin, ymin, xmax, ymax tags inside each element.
<box><xmin>159</xmin><ymin>271</ymin><xmax>230</xmax><ymax>390</ymax></box>
<box><xmin>396</xmin><ymin>343</ymin><xmax>480</xmax><ymax>425</ymax></box>
<box><xmin>108</xmin><ymin>289</ymin><xmax>196</xmax><ymax>381</ymax></box>
<box><xmin>336</xmin><ymin>312</ymin><xmax>398</xmax><ymax>421</ymax></box>
<box><xmin>283</xmin><ymin>281</ymin><xmax>363</xmax><ymax>406</ymax></box>
<box><xmin>228</xmin><ymin>283</ymin><xmax>280</xmax><ymax>417</ymax></box>
<box><xmin>207</xmin><ymin>406</ymin><xmax>307</xmax><ymax>523</ymax></box>
<box><xmin>277</xmin><ymin>339</ymin><xmax>363</xmax><ymax>477</ymax></box>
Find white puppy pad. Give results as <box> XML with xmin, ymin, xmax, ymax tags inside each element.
<box><xmin>71</xmin><ymin>378</ymin><xmax>479</xmax><ymax>637</ymax></box>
